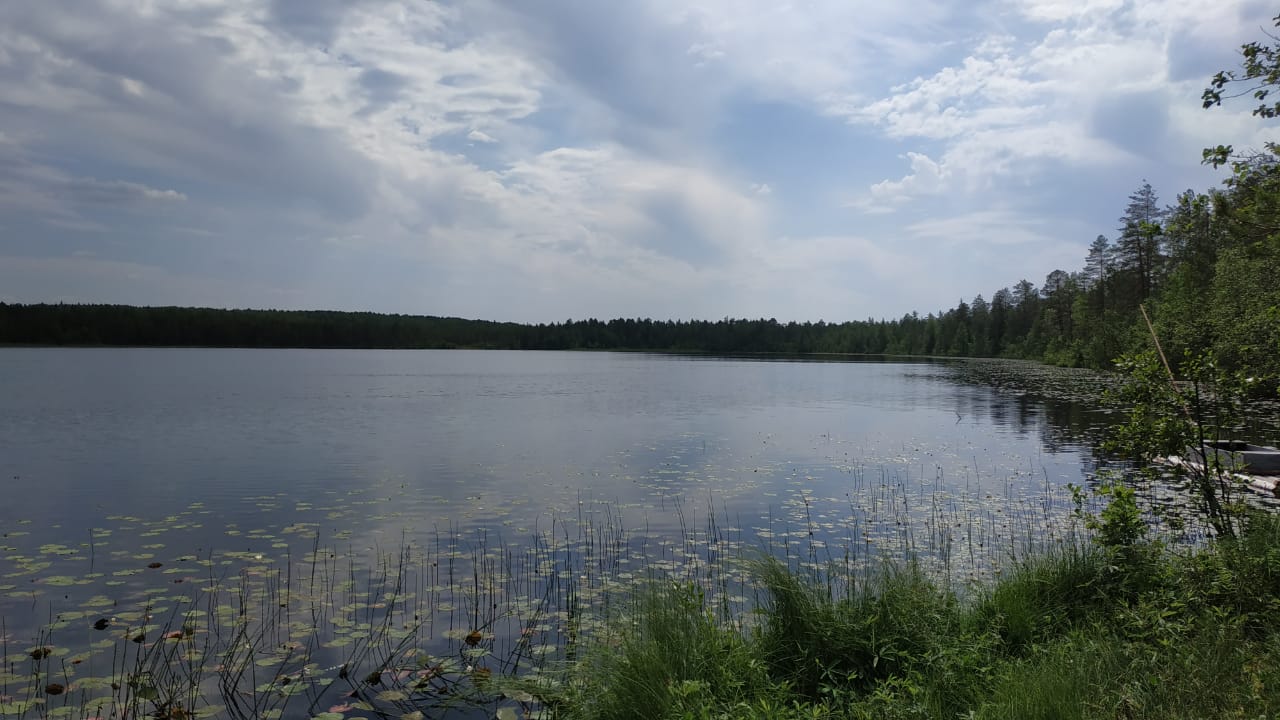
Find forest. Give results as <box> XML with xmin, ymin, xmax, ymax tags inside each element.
<box><xmin>3</xmin><ymin>31</ymin><xmax>1280</xmax><ymax>398</ymax></box>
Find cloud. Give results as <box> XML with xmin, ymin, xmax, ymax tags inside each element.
<box><xmin>1012</xmin><ymin>0</ymin><xmax>1126</xmax><ymax>23</ymax></box>
<box><xmin>841</xmin><ymin>46</ymin><xmax>1047</xmax><ymax>142</ymax></box>
<box><xmin>0</xmin><ymin>137</ymin><xmax>187</xmax><ymax>241</ymax></box>
<box><xmin>908</xmin><ymin>210</ymin><xmax>1053</xmax><ymax>247</ymax></box>
<box><xmin>0</xmin><ymin>0</ymin><xmax>1273</xmax><ymax>323</ymax></box>
<box><xmin>63</xmin><ymin>178</ymin><xmax>187</xmax><ymax>204</ymax></box>
<box><xmin>865</xmin><ymin>152</ymin><xmax>951</xmax><ymax>208</ymax></box>
<box><xmin>1091</xmin><ymin>90</ymin><xmax>1172</xmax><ymax>159</ymax></box>
<box><xmin>492</xmin><ymin>144</ymin><xmax>767</xmax><ymax>272</ymax></box>
<box><xmin>653</xmin><ymin>0</ymin><xmax>961</xmax><ymax>103</ymax></box>
<box><xmin>833</xmin><ymin>0</ymin><xmax>1272</xmax><ymax>221</ymax></box>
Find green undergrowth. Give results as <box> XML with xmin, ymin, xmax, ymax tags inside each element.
<box><xmin>554</xmin><ymin>511</ymin><xmax>1280</xmax><ymax>720</ymax></box>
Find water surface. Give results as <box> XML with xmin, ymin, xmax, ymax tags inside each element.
<box><xmin>1</xmin><ymin>349</ymin><xmax>1104</xmax><ymax>542</ymax></box>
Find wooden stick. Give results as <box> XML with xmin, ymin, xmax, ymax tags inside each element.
<box><xmin>1140</xmin><ymin>304</ymin><xmax>1194</xmax><ymax>423</ymax></box>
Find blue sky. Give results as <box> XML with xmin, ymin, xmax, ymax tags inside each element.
<box><xmin>1</xmin><ymin>0</ymin><xmax>1276</xmax><ymax>322</ymax></box>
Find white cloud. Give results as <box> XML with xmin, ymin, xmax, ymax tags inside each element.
<box><xmin>72</xmin><ymin>178</ymin><xmax>187</xmax><ymax>203</ymax></box>
<box><xmin>658</xmin><ymin>0</ymin><xmax>959</xmax><ymax>102</ymax></box>
<box><xmin>120</xmin><ymin>77</ymin><xmax>145</xmax><ymax>97</ymax></box>
<box><xmin>492</xmin><ymin>144</ymin><xmax>768</xmax><ymax>271</ymax></box>
<box><xmin>1012</xmin><ymin>0</ymin><xmax>1126</xmax><ymax>23</ymax></box>
<box><xmin>866</xmin><ymin>152</ymin><xmax>951</xmax><ymax>207</ymax></box>
<box><xmin>836</xmin><ymin>0</ymin><xmax>1263</xmax><ymax>208</ymax></box>
<box><xmin>841</xmin><ymin>49</ymin><xmax>1047</xmax><ymax>141</ymax></box>
<box><xmin>686</xmin><ymin>41</ymin><xmax>725</xmax><ymax>64</ymax></box>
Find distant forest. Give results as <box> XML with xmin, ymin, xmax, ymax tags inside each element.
<box><xmin>5</xmin><ymin>34</ymin><xmax>1280</xmax><ymax>397</ymax></box>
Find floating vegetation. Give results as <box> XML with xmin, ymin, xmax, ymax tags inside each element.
<box><xmin>0</xmin><ymin>459</ymin><xmax>1092</xmax><ymax>720</ymax></box>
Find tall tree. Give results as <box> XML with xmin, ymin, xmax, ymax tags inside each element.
<box><xmin>1113</xmin><ymin>181</ymin><xmax>1166</xmax><ymax>305</ymax></box>
<box><xmin>1083</xmin><ymin>235</ymin><xmax>1110</xmax><ymax>304</ymax></box>
<box><xmin>1008</xmin><ymin>279</ymin><xmax>1040</xmax><ymax>352</ymax></box>
<box><xmin>1039</xmin><ymin>269</ymin><xmax>1078</xmax><ymax>357</ymax></box>
<box><xmin>988</xmin><ymin>288</ymin><xmax>1013</xmax><ymax>356</ymax></box>
<box><xmin>969</xmin><ymin>295</ymin><xmax>990</xmax><ymax>356</ymax></box>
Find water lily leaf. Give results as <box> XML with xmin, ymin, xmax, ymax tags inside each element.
<box><xmin>74</xmin><ymin>676</ymin><xmax>116</xmax><ymax>690</ymax></box>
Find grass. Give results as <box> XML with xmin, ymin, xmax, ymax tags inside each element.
<box><xmin>557</xmin><ymin>582</ymin><xmax>769</xmax><ymax>720</ymax></box>
<box><xmin>555</xmin><ymin>511</ymin><xmax>1280</xmax><ymax>720</ymax></box>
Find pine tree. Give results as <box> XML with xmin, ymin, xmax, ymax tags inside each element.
<box><xmin>1114</xmin><ymin>181</ymin><xmax>1166</xmax><ymax>304</ymax></box>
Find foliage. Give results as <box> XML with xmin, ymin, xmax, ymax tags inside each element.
<box><xmin>753</xmin><ymin>559</ymin><xmax>956</xmax><ymax>702</ymax></box>
<box><xmin>1105</xmin><ymin>351</ymin><xmax>1196</xmax><ymax>459</ymax></box>
<box><xmin>1202</xmin><ymin>13</ymin><xmax>1280</xmax><ymax>166</ymax></box>
<box><xmin>1103</xmin><ymin>349</ymin><xmax>1254</xmax><ymax>537</ymax></box>
<box><xmin>1072</xmin><ymin>479</ymin><xmax>1147</xmax><ymax>551</ymax></box>
<box><xmin>560</xmin><ymin>514</ymin><xmax>1280</xmax><ymax>719</ymax></box>
<box><xmin>561</xmin><ymin>581</ymin><xmax>777</xmax><ymax>720</ymax></box>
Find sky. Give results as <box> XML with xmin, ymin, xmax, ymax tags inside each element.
<box><xmin>1</xmin><ymin>0</ymin><xmax>1278</xmax><ymax>323</ymax></box>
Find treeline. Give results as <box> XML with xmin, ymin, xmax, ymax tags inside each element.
<box><xmin>0</xmin><ymin>304</ymin><xmax>534</xmax><ymax>350</ymax></box>
<box><xmin>0</xmin><ymin>301</ymin><xmax>1071</xmax><ymax>355</ymax></box>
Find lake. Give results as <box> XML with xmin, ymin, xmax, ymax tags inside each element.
<box><xmin>0</xmin><ymin>349</ymin><xmax>1115</xmax><ymax>718</ymax></box>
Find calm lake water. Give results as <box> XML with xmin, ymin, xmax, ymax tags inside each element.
<box><xmin>1</xmin><ymin>349</ymin><xmax>1107</xmax><ymax>547</ymax></box>
<box><xmin>0</xmin><ymin>349</ymin><xmax>1116</xmax><ymax>718</ymax></box>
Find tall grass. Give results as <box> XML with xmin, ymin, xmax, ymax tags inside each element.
<box><xmin>557</xmin><ymin>511</ymin><xmax>1280</xmax><ymax>720</ymax></box>
<box><xmin>755</xmin><ymin>558</ymin><xmax>955</xmax><ymax>700</ymax></box>
<box><xmin>558</xmin><ymin>581</ymin><xmax>768</xmax><ymax>720</ymax></box>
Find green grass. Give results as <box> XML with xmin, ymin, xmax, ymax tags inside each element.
<box><xmin>555</xmin><ymin>511</ymin><xmax>1280</xmax><ymax>720</ymax></box>
<box><xmin>558</xmin><ymin>582</ymin><xmax>772</xmax><ymax>720</ymax></box>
